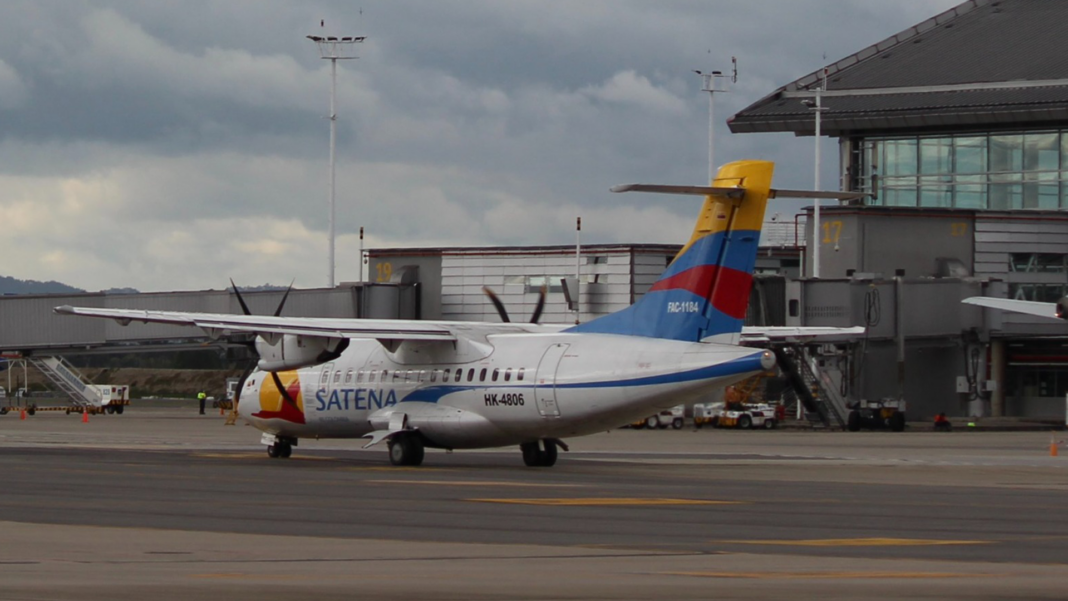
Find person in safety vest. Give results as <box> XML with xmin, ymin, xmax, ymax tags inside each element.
<box><xmin>197</xmin><ymin>391</ymin><xmax>207</xmax><ymax>415</ymax></box>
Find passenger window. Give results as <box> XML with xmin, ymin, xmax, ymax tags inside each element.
<box><xmin>320</xmin><ymin>370</ymin><xmax>331</xmax><ymax>386</ymax></box>
<box><xmin>517</xmin><ymin>368</ymin><xmax>525</xmax><ymax>381</ymax></box>
<box><xmin>455</xmin><ymin>369</ymin><xmax>463</xmax><ymax>382</ymax></box>
<box><xmin>443</xmin><ymin>368</ymin><xmax>450</xmax><ymax>381</ymax></box>
<box><xmin>479</xmin><ymin>368</ymin><xmax>487</xmax><ymax>382</ymax></box>
<box><xmin>467</xmin><ymin>369</ymin><xmax>475</xmax><ymax>382</ymax></box>
<box><xmin>420</xmin><ymin>370</ymin><xmax>428</xmax><ymax>382</ymax></box>
<box><xmin>393</xmin><ymin>371</ymin><xmax>402</xmax><ymax>383</ymax></box>
<box><xmin>333</xmin><ymin>371</ymin><xmax>341</xmax><ymax>384</ymax></box>
<box><xmin>345</xmin><ymin>369</ymin><xmax>353</xmax><ymax>384</ymax></box>
<box><xmin>381</xmin><ymin>370</ymin><xmax>389</xmax><ymax>381</ymax></box>
<box><xmin>365</xmin><ymin>371</ymin><xmax>373</xmax><ymax>383</ymax></box>
<box><xmin>429</xmin><ymin>370</ymin><xmax>437</xmax><ymax>383</ymax></box>
<box><xmin>504</xmin><ymin>368</ymin><xmax>512</xmax><ymax>382</ymax></box>
<box><xmin>492</xmin><ymin>368</ymin><xmax>499</xmax><ymax>382</ymax></box>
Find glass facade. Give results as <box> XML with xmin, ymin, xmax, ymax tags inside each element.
<box><xmin>861</xmin><ymin>131</ymin><xmax>1068</xmax><ymax>209</ymax></box>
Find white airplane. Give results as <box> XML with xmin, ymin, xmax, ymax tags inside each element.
<box><xmin>55</xmin><ymin>159</ymin><xmax>860</xmax><ymax>467</ymax></box>
<box><xmin>962</xmin><ymin>296</ymin><xmax>1068</xmax><ymax>321</ymax></box>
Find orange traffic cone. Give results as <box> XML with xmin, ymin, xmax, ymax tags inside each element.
<box><xmin>82</xmin><ymin>409</ymin><xmax>89</xmax><ymax>424</ymax></box>
<box><xmin>1051</xmin><ymin>435</ymin><xmax>1059</xmax><ymax>457</ymax></box>
<box><xmin>19</xmin><ymin>408</ymin><xmax>26</xmax><ymax>420</ymax></box>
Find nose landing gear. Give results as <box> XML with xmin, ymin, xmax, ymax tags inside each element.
<box><xmin>263</xmin><ymin>434</ymin><xmax>296</xmax><ymax>459</ymax></box>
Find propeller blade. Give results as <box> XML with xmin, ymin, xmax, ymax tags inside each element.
<box><xmin>271</xmin><ymin>371</ymin><xmax>300</xmax><ymax>411</ymax></box>
<box><xmin>529</xmin><ymin>284</ymin><xmax>547</xmax><ymax>324</ymax></box>
<box><xmin>483</xmin><ymin>286</ymin><xmax>511</xmax><ymax>323</ymax></box>
<box><xmin>230</xmin><ymin>279</ymin><xmax>253</xmax><ymax>316</ymax></box>
<box><xmin>274</xmin><ymin>280</ymin><xmax>295</xmax><ymax>317</ymax></box>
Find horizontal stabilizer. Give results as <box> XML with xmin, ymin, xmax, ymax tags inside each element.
<box><xmin>611</xmin><ymin>183</ymin><xmax>869</xmax><ymax>202</ymax></box>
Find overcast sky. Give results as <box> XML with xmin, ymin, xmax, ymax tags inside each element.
<box><xmin>0</xmin><ymin>0</ymin><xmax>962</xmax><ymax>292</ymax></box>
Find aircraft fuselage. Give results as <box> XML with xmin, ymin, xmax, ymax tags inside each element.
<box><xmin>238</xmin><ymin>332</ymin><xmax>771</xmax><ymax>449</ymax></box>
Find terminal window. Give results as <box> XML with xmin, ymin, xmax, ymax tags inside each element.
<box><xmin>860</xmin><ymin>131</ymin><xmax>1067</xmax><ymax>210</ymax></box>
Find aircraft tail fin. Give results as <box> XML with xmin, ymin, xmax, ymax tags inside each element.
<box><xmin>568</xmin><ymin>160</ymin><xmax>774</xmax><ymax>343</ymax></box>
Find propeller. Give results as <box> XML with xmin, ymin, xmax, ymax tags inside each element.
<box><xmin>482</xmin><ymin>284</ymin><xmax>547</xmax><ymax>324</ymax></box>
<box><xmin>229</xmin><ymin>280</ymin><xmax>300</xmax><ymax>412</ymax></box>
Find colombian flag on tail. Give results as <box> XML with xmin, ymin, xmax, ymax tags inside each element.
<box><xmin>567</xmin><ymin>160</ymin><xmax>773</xmax><ymax>343</ymax></box>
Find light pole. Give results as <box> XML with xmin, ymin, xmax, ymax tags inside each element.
<box><xmin>804</xmin><ymin>68</ymin><xmax>828</xmax><ymax>278</ymax></box>
<box><xmin>307</xmin><ymin>34</ymin><xmax>365</xmax><ymax>288</ymax></box>
<box><xmin>694</xmin><ymin>58</ymin><xmax>736</xmax><ymax>183</ymax></box>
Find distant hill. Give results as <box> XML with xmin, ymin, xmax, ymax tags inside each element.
<box><xmin>0</xmin><ymin>276</ymin><xmax>143</xmax><ymax>296</ymax></box>
<box><xmin>0</xmin><ymin>275</ymin><xmax>84</xmax><ymax>295</ymax></box>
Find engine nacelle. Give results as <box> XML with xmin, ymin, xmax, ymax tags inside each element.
<box><xmin>255</xmin><ymin>334</ymin><xmax>349</xmax><ymax>371</ymax></box>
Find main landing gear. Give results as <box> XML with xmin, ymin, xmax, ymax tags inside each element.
<box><xmin>520</xmin><ymin>438</ymin><xmax>567</xmax><ymax>467</ymax></box>
<box><xmin>388</xmin><ymin>433</ymin><xmax>425</xmax><ymax>466</ymax></box>
<box><xmin>266</xmin><ymin>436</ymin><xmax>296</xmax><ymax>459</ymax></box>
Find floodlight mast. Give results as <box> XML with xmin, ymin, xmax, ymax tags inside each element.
<box><xmin>307</xmin><ymin>34</ymin><xmax>365</xmax><ymax>288</ymax></box>
<box><xmin>694</xmin><ymin>58</ymin><xmax>736</xmax><ymax>184</ymax></box>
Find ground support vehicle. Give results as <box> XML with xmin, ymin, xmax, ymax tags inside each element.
<box><xmin>693</xmin><ymin>402</ymin><xmax>724</xmax><ymax>428</ymax></box>
<box><xmin>629</xmin><ymin>405</ymin><xmax>685</xmax><ymax>430</ymax></box>
<box><xmin>0</xmin><ymin>385</ymin><xmax>130</xmax><ymax>416</ymax></box>
<box><xmin>714</xmin><ymin>402</ymin><xmax>780</xmax><ymax>429</ymax></box>
<box><xmin>213</xmin><ymin>377</ymin><xmax>241</xmax><ymax>410</ymax></box>
<box><xmin>847</xmin><ymin>399</ymin><xmax>906</xmax><ymax>432</ymax></box>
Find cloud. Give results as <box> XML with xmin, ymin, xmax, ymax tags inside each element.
<box><xmin>0</xmin><ymin>0</ymin><xmax>966</xmax><ymax>292</ymax></box>
<box><xmin>583</xmin><ymin>70</ymin><xmax>688</xmax><ymax>116</ymax></box>
<box><xmin>0</xmin><ymin>59</ymin><xmax>27</xmax><ymax>109</ymax></box>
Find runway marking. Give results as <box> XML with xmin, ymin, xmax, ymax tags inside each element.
<box><xmin>192</xmin><ymin>453</ymin><xmax>335</xmax><ymax>461</ymax></box>
<box><xmin>718</xmin><ymin>537</ymin><xmax>991</xmax><ymax>547</ymax></box>
<box><xmin>469</xmin><ymin>498</ymin><xmax>743</xmax><ymax>506</ymax></box>
<box><xmin>666</xmin><ymin>570</ymin><xmax>998</xmax><ymax>580</ymax></box>
<box><xmin>365</xmin><ymin>480</ymin><xmax>583</xmax><ymax>488</ymax></box>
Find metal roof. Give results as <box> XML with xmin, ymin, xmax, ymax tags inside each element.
<box><xmin>729</xmin><ymin>0</ymin><xmax>1068</xmax><ymax>135</ymax></box>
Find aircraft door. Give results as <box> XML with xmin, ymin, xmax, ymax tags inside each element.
<box><xmin>533</xmin><ymin>343</ymin><xmax>569</xmax><ymax>417</ymax></box>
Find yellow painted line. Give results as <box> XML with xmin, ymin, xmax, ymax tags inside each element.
<box><xmin>469</xmin><ymin>498</ymin><xmax>744</xmax><ymax>506</ymax></box>
<box><xmin>192</xmin><ymin>453</ymin><xmax>335</xmax><ymax>461</ymax></box>
<box><xmin>666</xmin><ymin>571</ymin><xmax>997</xmax><ymax>580</ymax></box>
<box><xmin>718</xmin><ymin>537</ymin><xmax>991</xmax><ymax>547</ymax></box>
<box><xmin>365</xmin><ymin>479</ymin><xmax>582</xmax><ymax>487</ymax></box>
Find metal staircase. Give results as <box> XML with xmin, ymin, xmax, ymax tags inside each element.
<box><xmin>773</xmin><ymin>346</ymin><xmax>848</xmax><ymax>430</ymax></box>
<box><xmin>26</xmin><ymin>356</ymin><xmax>103</xmax><ymax>408</ymax></box>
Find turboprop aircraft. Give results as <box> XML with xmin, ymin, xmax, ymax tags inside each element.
<box><xmin>962</xmin><ymin>296</ymin><xmax>1068</xmax><ymax>321</ymax></box>
<box><xmin>55</xmin><ymin>159</ymin><xmax>861</xmax><ymax>467</ymax></box>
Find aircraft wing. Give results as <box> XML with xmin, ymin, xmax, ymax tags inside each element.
<box><xmin>53</xmin><ymin>305</ymin><xmax>467</xmax><ymax>342</ymax></box>
<box><xmin>961</xmin><ymin>296</ymin><xmax>1063</xmax><ymax>320</ymax></box>
<box><xmin>740</xmin><ymin>326</ymin><xmax>866</xmax><ymax>344</ymax></box>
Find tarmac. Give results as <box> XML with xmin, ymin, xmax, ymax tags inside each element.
<box><xmin>1</xmin><ymin>402</ymin><xmax>1067</xmax><ymax>600</ymax></box>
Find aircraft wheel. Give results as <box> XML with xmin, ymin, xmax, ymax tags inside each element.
<box><xmin>267</xmin><ymin>444</ymin><xmax>280</xmax><ymax>459</ymax></box>
<box><xmin>389</xmin><ymin>435</ymin><xmax>424</xmax><ymax>466</ymax></box>
<box><xmin>116</xmin><ymin>405</ymin><xmax>124</xmax><ymax>414</ymax></box>
<box><xmin>0</xmin><ymin>407</ymin><xmax>8</xmax><ymax>415</ymax></box>
<box><xmin>539</xmin><ymin>440</ymin><xmax>558</xmax><ymax>467</ymax></box>
<box><xmin>521</xmin><ymin>440</ymin><xmax>557</xmax><ymax>467</ymax></box>
<box><xmin>521</xmin><ymin>441</ymin><xmax>540</xmax><ymax>467</ymax></box>
<box><xmin>278</xmin><ymin>441</ymin><xmax>293</xmax><ymax>459</ymax></box>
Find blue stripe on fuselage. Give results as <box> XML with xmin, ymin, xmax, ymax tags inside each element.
<box><xmin>385</xmin><ymin>353</ymin><xmax>763</xmax><ymax>405</ymax></box>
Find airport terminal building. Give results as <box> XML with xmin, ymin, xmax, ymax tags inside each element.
<box><xmin>729</xmin><ymin>0</ymin><xmax>1068</xmax><ymax>418</ymax></box>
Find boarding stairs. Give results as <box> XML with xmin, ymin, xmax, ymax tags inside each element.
<box><xmin>773</xmin><ymin>346</ymin><xmax>848</xmax><ymax>430</ymax></box>
<box><xmin>26</xmin><ymin>356</ymin><xmax>104</xmax><ymax>409</ymax></box>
